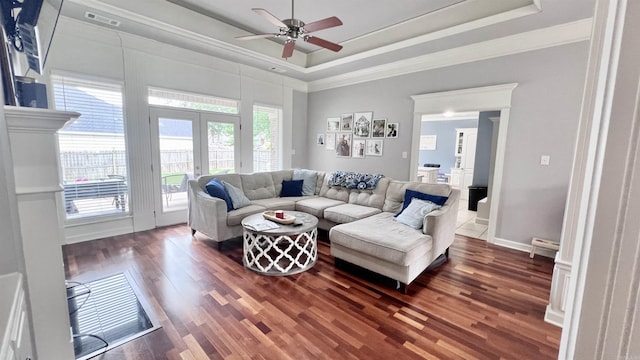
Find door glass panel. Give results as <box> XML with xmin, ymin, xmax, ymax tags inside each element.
<box><xmin>158</xmin><ymin>117</ymin><xmax>194</xmax><ymax>212</ymax></box>
<box><xmin>207</xmin><ymin>121</ymin><xmax>235</xmax><ymax>174</ymax></box>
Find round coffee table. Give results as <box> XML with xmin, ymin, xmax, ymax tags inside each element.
<box><xmin>241</xmin><ymin>211</ymin><xmax>319</xmax><ymax>276</ymax></box>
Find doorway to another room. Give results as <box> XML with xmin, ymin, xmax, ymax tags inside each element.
<box><xmin>418</xmin><ymin>111</ymin><xmax>498</xmax><ymax>240</ymax></box>
<box><xmin>410</xmin><ymin>84</ymin><xmax>517</xmax><ymax>244</ymax></box>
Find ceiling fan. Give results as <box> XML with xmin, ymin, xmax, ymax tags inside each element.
<box><xmin>236</xmin><ymin>0</ymin><xmax>344</xmax><ymax>59</ymax></box>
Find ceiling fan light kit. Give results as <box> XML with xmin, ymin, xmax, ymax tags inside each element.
<box><xmin>236</xmin><ymin>0</ymin><xmax>344</xmax><ymax>59</ymax></box>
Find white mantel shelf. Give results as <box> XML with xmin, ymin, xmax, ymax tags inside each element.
<box><xmin>4</xmin><ymin>106</ymin><xmax>79</xmax><ymax>132</ymax></box>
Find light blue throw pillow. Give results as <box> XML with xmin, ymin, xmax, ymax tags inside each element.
<box><xmin>222</xmin><ymin>181</ymin><xmax>251</xmax><ymax>209</ymax></box>
<box><xmin>293</xmin><ymin>169</ymin><xmax>318</xmax><ymax>196</ymax></box>
<box><xmin>395</xmin><ymin>198</ymin><xmax>441</xmax><ymax>229</ymax></box>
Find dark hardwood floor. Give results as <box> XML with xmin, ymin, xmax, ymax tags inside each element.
<box><xmin>63</xmin><ymin>225</ymin><xmax>561</xmax><ymax>360</ymax></box>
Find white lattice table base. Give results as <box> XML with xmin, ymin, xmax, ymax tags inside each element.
<box><xmin>243</xmin><ymin>228</ymin><xmax>318</xmax><ymax>275</ymax></box>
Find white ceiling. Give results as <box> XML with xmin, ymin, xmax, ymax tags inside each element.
<box><xmin>58</xmin><ymin>0</ymin><xmax>592</xmax><ymax>81</ymax></box>
<box><xmin>166</xmin><ymin>0</ymin><xmax>466</xmax><ymax>53</ymax></box>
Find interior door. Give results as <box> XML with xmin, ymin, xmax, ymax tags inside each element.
<box><xmin>150</xmin><ymin>107</ymin><xmax>202</xmax><ymax>226</ymax></box>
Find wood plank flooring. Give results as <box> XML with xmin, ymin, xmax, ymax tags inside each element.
<box><xmin>62</xmin><ymin>226</ymin><xmax>561</xmax><ymax>360</ymax></box>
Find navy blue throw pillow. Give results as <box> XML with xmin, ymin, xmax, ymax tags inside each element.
<box><xmin>281</xmin><ymin>179</ymin><xmax>304</xmax><ymax>197</ymax></box>
<box><xmin>205</xmin><ymin>178</ymin><xmax>233</xmax><ymax>211</ymax></box>
<box><xmin>396</xmin><ymin>189</ymin><xmax>448</xmax><ymax>216</ymax></box>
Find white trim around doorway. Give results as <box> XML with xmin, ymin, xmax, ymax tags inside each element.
<box><xmin>410</xmin><ymin>83</ymin><xmax>518</xmax><ymax>244</ymax></box>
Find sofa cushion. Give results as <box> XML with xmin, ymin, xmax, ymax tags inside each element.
<box><xmin>324</xmin><ymin>204</ymin><xmax>382</xmax><ymax>224</ymax></box>
<box><xmin>222</xmin><ymin>181</ymin><xmax>251</xmax><ymax>209</ymax></box>
<box><xmin>347</xmin><ymin>177</ymin><xmax>390</xmax><ymax>210</ymax></box>
<box><xmin>227</xmin><ymin>205</ymin><xmax>266</xmax><ymax>226</ymax></box>
<box><xmin>250</xmin><ymin>198</ymin><xmax>296</xmax><ymax>210</ymax></box>
<box><xmin>270</xmin><ymin>170</ymin><xmax>293</xmax><ymax>197</ymax></box>
<box><xmin>281</xmin><ymin>180</ymin><xmax>304</xmax><ymax>197</ymax></box>
<box><xmin>330</xmin><ymin>212</ymin><xmax>433</xmax><ymax>266</ymax></box>
<box><xmin>241</xmin><ymin>173</ymin><xmax>276</xmax><ymax>200</ymax></box>
<box><xmin>205</xmin><ymin>178</ymin><xmax>233</xmax><ymax>212</ymax></box>
<box><xmin>395</xmin><ymin>198</ymin><xmax>441</xmax><ymax>229</ymax></box>
<box><xmin>315</xmin><ymin>172</ymin><xmax>326</xmax><ymax>195</ymax></box>
<box><xmin>383</xmin><ymin>181</ymin><xmax>451</xmax><ymax>213</ymax></box>
<box><xmin>319</xmin><ymin>176</ymin><xmax>350</xmax><ymax>202</ymax></box>
<box><xmin>396</xmin><ymin>189</ymin><xmax>448</xmax><ymax>216</ymax></box>
<box><xmin>293</xmin><ymin>169</ymin><xmax>318</xmax><ymax>196</ymax></box>
<box><xmin>295</xmin><ymin>197</ymin><xmax>346</xmax><ymax>218</ymax></box>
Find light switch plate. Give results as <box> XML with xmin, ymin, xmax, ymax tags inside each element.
<box><xmin>541</xmin><ymin>155</ymin><xmax>550</xmax><ymax>166</ymax></box>
<box><xmin>402</xmin><ymin>151</ymin><xmax>408</xmax><ymax>159</ymax></box>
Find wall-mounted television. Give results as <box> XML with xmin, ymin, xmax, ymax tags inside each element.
<box><xmin>2</xmin><ymin>0</ymin><xmax>64</xmax><ymax>75</ymax></box>
<box><xmin>1</xmin><ymin>0</ymin><xmax>63</xmax><ymax>105</ymax></box>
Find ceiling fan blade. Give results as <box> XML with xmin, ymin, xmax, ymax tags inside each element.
<box><xmin>303</xmin><ymin>16</ymin><xmax>343</xmax><ymax>33</ymax></box>
<box><xmin>236</xmin><ymin>33</ymin><xmax>279</xmax><ymax>40</ymax></box>
<box><xmin>282</xmin><ymin>40</ymin><xmax>295</xmax><ymax>59</ymax></box>
<box><xmin>305</xmin><ymin>36</ymin><xmax>343</xmax><ymax>52</ymax></box>
<box><xmin>252</xmin><ymin>8</ymin><xmax>288</xmax><ymax>28</ymax></box>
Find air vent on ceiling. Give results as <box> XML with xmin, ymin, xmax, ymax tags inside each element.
<box><xmin>85</xmin><ymin>11</ymin><xmax>121</xmax><ymax>27</ymax></box>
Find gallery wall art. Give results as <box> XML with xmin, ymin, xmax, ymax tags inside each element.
<box><xmin>325</xmin><ymin>112</ymin><xmax>396</xmax><ymax>159</ymax></box>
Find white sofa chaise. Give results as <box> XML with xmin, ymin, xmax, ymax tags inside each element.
<box><xmin>187</xmin><ymin>170</ymin><xmax>459</xmax><ymax>290</ymax></box>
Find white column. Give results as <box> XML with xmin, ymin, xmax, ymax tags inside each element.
<box><xmin>5</xmin><ymin>106</ymin><xmax>79</xmax><ymax>360</ymax></box>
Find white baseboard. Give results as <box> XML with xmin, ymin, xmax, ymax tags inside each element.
<box><xmin>492</xmin><ymin>237</ymin><xmax>556</xmax><ymax>258</ymax></box>
<box><xmin>475</xmin><ymin>216</ymin><xmax>489</xmax><ymax>225</ymax></box>
<box><xmin>65</xmin><ymin>218</ymin><xmax>135</xmax><ymax>244</ymax></box>
<box><xmin>544</xmin><ymin>304</ymin><xmax>564</xmax><ymax>327</ymax></box>
<box><xmin>65</xmin><ymin>225</ymin><xmax>135</xmax><ymax>244</ymax></box>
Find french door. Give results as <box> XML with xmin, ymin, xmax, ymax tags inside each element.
<box><xmin>150</xmin><ymin>107</ymin><xmax>240</xmax><ymax>226</ymax></box>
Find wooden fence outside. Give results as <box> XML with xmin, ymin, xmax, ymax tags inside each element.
<box><xmin>60</xmin><ymin>149</ymin><xmax>272</xmax><ymax>180</ymax></box>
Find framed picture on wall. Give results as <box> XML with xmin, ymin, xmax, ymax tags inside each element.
<box><xmin>386</xmin><ymin>122</ymin><xmax>398</xmax><ymax>138</ymax></box>
<box><xmin>327</xmin><ymin>118</ymin><xmax>340</xmax><ymax>132</ymax></box>
<box><xmin>317</xmin><ymin>133</ymin><xmax>325</xmax><ymax>145</ymax></box>
<box><xmin>341</xmin><ymin>113</ymin><xmax>353</xmax><ymax>132</ymax></box>
<box><xmin>372</xmin><ymin>118</ymin><xmax>386</xmax><ymax>138</ymax></box>
<box><xmin>366</xmin><ymin>139</ymin><xmax>383</xmax><ymax>156</ymax></box>
<box><xmin>336</xmin><ymin>133</ymin><xmax>352</xmax><ymax>157</ymax></box>
<box><xmin>352</xmin><ymin>139</ymin><xmax>366</xmax><ymax>158</ymax></box>
<box><xmin>325</xmin><ymin>133</ymin><xmax>336</xmax><ymax>150</ymax></box>
<box><xmin>353</xmin><ymin>111</ymin><xmax>373</xmax><ymax>137</ymax></box>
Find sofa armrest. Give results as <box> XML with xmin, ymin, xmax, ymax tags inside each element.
<box><xmin>187</xmin><ymin>179</ymin><xmax>228</xmax><ymax>241</ymax></box>
<box><xmin>422</xmin><ymin>188</ymin><xmax>460</xmax><ymax>257</ymax></box>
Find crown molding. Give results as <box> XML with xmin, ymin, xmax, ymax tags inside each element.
<box><xmin>69</xmin><ymin>0</ymin><xmax>544</xmax><ymax>75</ymax></box>
<box><xmin>308</xmin><ymin>18</ymin><xmax>592</xmax><ymax>92</ymax></box>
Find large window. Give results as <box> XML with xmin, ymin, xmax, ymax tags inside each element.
<box><xmin>52</xmin><ymin>74</ymin><xmax>129</xmax><ymax>220</ymax></box>
<box><xmin>253</xmin><ymin>104</ymin><xmax>282</xmax><ymax>172</ymax></box>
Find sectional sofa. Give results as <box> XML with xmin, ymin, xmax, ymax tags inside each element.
<box><xmin>187</xmin><ymin>169</ymin><xmax>460</xmax><ymax>290</ymax></box>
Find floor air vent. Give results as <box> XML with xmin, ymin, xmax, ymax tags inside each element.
<box><xmin>67</xmin><ymin>272</ymin><xmax>160</xmax><ymax>360</ymax></box>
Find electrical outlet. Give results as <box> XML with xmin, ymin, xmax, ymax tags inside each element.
<box><xmin>540</xmin><ymin>155</ymin><xmax>550</xmax><ymax>166</ymax></box>
<box><xmin>402</xmin><ymin>151</ymin><xmax>408</xmax><ymax>159</ymax></box>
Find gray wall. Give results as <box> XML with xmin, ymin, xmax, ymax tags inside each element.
<box><xmin>292</xmin><ymin>90</ymin><xmax>308</xmax><ymax>168</ymax></box>
<box><xmin>473</xmin><ymin>111</ymin><xmax>500</xmax><ymax>186</ymax></box>
<box><xmin>420</xmin><ymin>119</ymin><xmax>478</xmax><ymax>172</ymax></box>
<box><xmin>307</xmin><ymin>42</ymin><xmax>588</xmax><ymax>245</ymax></box>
